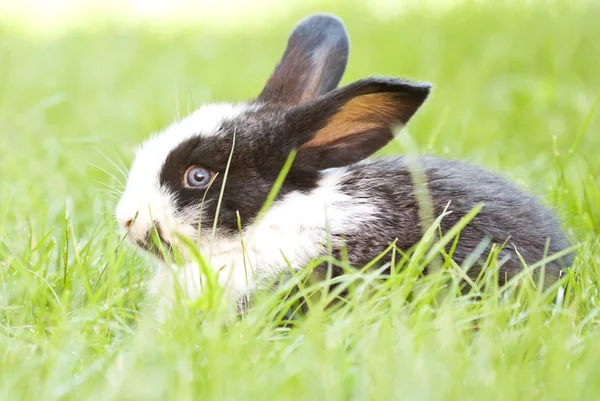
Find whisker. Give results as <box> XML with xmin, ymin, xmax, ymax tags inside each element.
<box><xmin>96</xmin><ymin>192</ymin><xmax>120</xmax><ymax>203</ymax></box>
<box><xmin>94</xmin><ymin>189</ymin><xmax>119</xmax><ymax>199</ymax></box>
<box><xmin>94</xmin><ymin>147</ymin><xmax>128</xmax><ymax>180</ymax></box>
<box><xmin>94</xmin><ymin>184</ymin><xmax>122</xmax><ymax>201</ymax></box>
<box><xmin>90</xmin><ymin>163</ymin><xmax>125</xmax><ymax>189</ymax></box>
<box><xmin>114</xmin><ymin>153</ymin><xmax>129</xmax><ymax>175</ymax></box>
<box><xmin>93</xmin><ymin>178</ymin><xmax>122</xmax><ymax>193</ymax></box>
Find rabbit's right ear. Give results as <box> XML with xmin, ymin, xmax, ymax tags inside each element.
<box><xmin>289</xmin><ymin>77</ymin><xmax>431</xmax><ymax>170</ymax></box>
<box><xmin>257</xmin><ymin>14</ymin><xmax>349</xmax><ymax>105</ymax></box>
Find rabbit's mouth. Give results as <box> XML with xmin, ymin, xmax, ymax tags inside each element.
<box><xmin>136</xmin><ymin>226</ymin><xmax>174</xmax><ymax>262</ymax></box>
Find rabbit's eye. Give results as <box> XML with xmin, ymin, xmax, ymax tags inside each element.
<box><xmin>184</xmin><ymin>165</ymin><xmax>213</xmax><ymax>189</ymax></box>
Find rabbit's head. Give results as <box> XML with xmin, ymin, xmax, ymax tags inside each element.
<box><xmin>116</xmin><ymin>14</ymin><xmax>430</xmax><ymax>260</ymax></box>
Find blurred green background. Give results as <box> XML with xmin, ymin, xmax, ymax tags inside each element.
<box><xmin>2</xmin><ymin>0</ymin><xmax>599</xmax><ymax>234</ymax></box>
<box><xmin>1</xmin><ymin>0</ymin><xmax>599</xmax><ymax>400</ymax></box>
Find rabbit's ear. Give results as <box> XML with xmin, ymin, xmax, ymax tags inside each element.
<box><xmin>257</xmin><ymin>14</ymin><xmax>349</xmax><ymax>105</ymax></box>
<box><xmin>291</xmin><ymin>77</ymin><xmax>431</xmax><ymax>170</ymax></box>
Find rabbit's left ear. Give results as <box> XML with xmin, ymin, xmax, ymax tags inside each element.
<box><xmin>257</xmin><ymin>14</ymin><xmax>349</xmax><ymax>105</ymax></box>
<box><xmin>290</xmin><ymin>77</ymin><xmax>431</xmax><ymax>170</ymax></box>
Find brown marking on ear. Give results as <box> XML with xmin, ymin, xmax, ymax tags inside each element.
<box><xmin>301</xmin><ymin>93</ymin><xmax>404</xmax><ymax>149</ymax></box>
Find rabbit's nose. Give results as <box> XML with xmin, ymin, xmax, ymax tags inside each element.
<box><xmin>122</xmin><ymin>216</ymin><xmax>151</xmax><ymax>243</ymax></box>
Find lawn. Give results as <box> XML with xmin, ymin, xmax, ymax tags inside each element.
<box><xmin>1</xmin><ymin>0</ymin><xmax>599</xmax><ymax>400</ymax></box>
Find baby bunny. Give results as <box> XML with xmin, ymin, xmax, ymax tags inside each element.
<box><xmin>116</xmin><ymin>14</ymin><xmax>572</xmax><ymax>310</ymax></box>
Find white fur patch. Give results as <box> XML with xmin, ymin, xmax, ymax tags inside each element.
<box><xmin>116</xmin><ymin>102</ymin><xmax>247</xmax><ymax>245</ymax></box>
<box><xmin>156</xmin><ymin>167</ymin><xmax>378</xmax><ymax>303</ymax></box>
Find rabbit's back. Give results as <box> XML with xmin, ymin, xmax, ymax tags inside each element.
<box><xmin>334</xmin><ymin>156</ymin><xmax>572</xmax><ymax>284</ymax></box>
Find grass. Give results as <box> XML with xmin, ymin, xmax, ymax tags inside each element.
<box><xmin>1</xmin><ymin>0</ymin><xmax>600</xmax><ymax>399</ymax></box>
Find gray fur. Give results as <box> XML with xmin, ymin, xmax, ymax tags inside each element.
<box><xmin>333</xmin><ymin>156</ymin><xmax>572</xmax><ymax>285</ymax></box>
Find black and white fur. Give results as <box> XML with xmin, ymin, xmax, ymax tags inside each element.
<box><xmin>116</xmin><ymin>14</ymin><xmax>572</xmax><ymax>310</ymax></box>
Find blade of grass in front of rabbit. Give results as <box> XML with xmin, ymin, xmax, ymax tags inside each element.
<box><xmin>537</xmin><ymin>237</ymin><xmax>552</xmax><ymax>293</ymax></box>
<box><xmin>148</xmin><ymin>206</ymin><xmax>191</xmax><ymax>307</ymax></box>
<box><xmin>209</xmin><ymin>128</ymin><xmax>236</xmax><ymax>264</ymax></box>
<box><xmin>553</xmin><ymin>273</ymin><xmax>567</xmax><ymax>316</ymax></box>
<box><xmin>276</xmin><ymin>251</ymin><xmax>308</xmax><ymax>322</ymax></box>
<box><xmin>389</xmin><ymin>237</ymin><xmax>398</xmax><ymax>280</ymax></box>
<box><xmin>279</xmin><ymin>249</ymin><xmax>315</xmax><ymax>312</ymax></box>
<box><xmin>409</xmin><ymin>207</ymin><xmax>448</xmax><ymax>271</ymax></box>
<box><xmin>423</xmin><ymin>203</ymin><xmax>483</xmax><ymax>297</ymax></box>
<box><xmin>117</xmin><ymin>210</ymin><xmax>139</xmax><ymax>250</ymax></box>
<box><xmin>194</xmin><ymin>171</ymin><xmax>219</xmax><ymax>293</ymax></box>
<box><xmin>352</xmin><ymin>260</ymin><xmax>392</xmax><ymax>308</ymax></box>
<box><xmin>443</xmin><ymin>257</ymin><xmax>478</xmax><ymax>294</ymax></box>
<box><xmin>254</xmin><ymin>149</ymin><xmax>297</xmax><ymax>224</ymax></box>
<box><xmin>147</xmin><ymin>206</ymin><xmax>176</xmax><ymax>265</ymax></box>
<box><xmin>92</xmin><ymin>211</ymin><xmax>140</xmax><ymax>293</ymax></box>
<box><xmin>479</xmin><ymin>242</ymin><xmax>505</xmax><ymax>294</ymax></box>
<box><xmin>451</xmin><ymin>235</ymin><xmax>491</xmax><ymax>292</ymax></box>
<box><xmin>421</xmin><ymin>203</ymin><xmax>484</xmax><ymax>271</ymax></box>
<box><xmin>321</xmin><ymin>201</ymin><xmax>334</xmax><ymax>303</ymax></box>
<box><xmin>177</xmin><ymin>234</ymin><xmax>220</xmax><ymax>311</ymax></box>
<box><xmin>358</xmin><ymin>239</ymin><xmax>397</xmax><ymax>274</ymax></box>
<box><xmin>350</xmin><ymin>243</ymin><xmax>398</xmax><ymax>307</ymax></box>
<box><xmin>235</xmin><ymin>210</ymin><xmax>253</xmax><ymax>293</ymax></box>
<box><xmin>419</xmin><ymin>202</ymin><xmax>481</xmax><ymax>303</ymax></box>
<box><xmin>271</xmin><ymin>256</ymin><xmax>330</xmax><ymax>324</ymax></box>
<box><xmin>438</xmin><ymin>215</ymin><xmax>460</xmax><ymax>271</ymax></box>
<box><xmin>394</xmin><ymin>128</ymin><xmax>442</xmax><ymax>272</ymax></box>
<box><xmin>502</xmin><ymin>245</ymin><xmax>576</xmax><ymax>292</ymax></box>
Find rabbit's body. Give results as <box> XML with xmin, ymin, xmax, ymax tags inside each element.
<box><xmin>117</xmin><ymin>14</ymin><xmax>572</xmax><ymax>311</ymax></box>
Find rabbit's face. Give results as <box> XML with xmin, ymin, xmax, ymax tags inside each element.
<box><xmin>116</xmin><ymin>102</ymin><xmax>317</xmax><ymax>259</ymax></box>
<box><xmin>116</xmin><ymin>14</ymin><xmax>430</xmax><ymax>262</ymax></box>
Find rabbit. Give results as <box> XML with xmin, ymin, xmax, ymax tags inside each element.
<box><xmin>116</xmin><ymin>14</ymin><xmax>573</xmax><ymax>312</ymax></box>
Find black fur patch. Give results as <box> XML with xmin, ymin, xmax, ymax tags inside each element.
<box><xmin>158</xmin><ymin>106</ymin><xmax>320</xmax><ymax>234</ymax></box>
